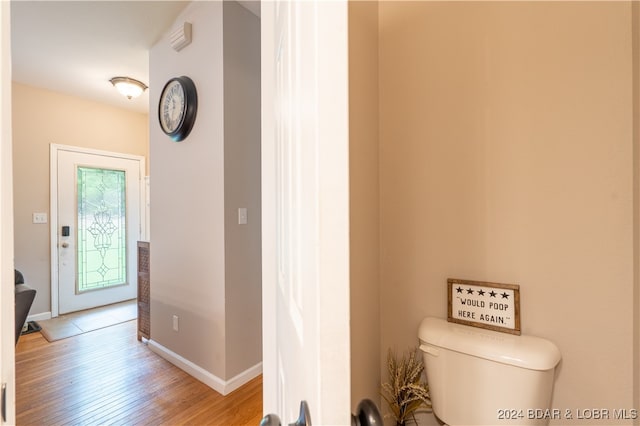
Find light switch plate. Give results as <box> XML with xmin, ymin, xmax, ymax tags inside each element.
<box><xmin>238</xmin><ymin>208</ymin><xmax>248</xmax><ymax>225</ymax></box>
<box><xmin>172</xmin><ymin>315</ymin><xmax>179</xmax><ymax>332</ymax></box>
<box><xmin>33</xmin><ymin>212</ymin><xmax>48</xmax><ymax>224</ymax></box>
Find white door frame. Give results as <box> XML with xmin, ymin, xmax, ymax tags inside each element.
<box><xmin>50</xmin><ymin>144</ymin><xmax>146</xmax><ymax>318</ymax></box>
<box><xmin>1</xmin><ymin>1</ymin><xmax>15</xmax><ymax>423</ymax></box>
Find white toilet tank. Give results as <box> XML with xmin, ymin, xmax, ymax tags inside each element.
<box><xmin>419</xmin><ymin>317</ymin><xmax>561</xmax><ymax>426</ymax></box>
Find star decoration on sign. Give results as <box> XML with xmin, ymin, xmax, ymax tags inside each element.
<box><xmin>452</xmin><ymin>283</ymin><xmax>512</xmax><ymax>300</ymax></box>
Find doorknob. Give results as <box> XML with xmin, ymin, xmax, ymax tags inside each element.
<box><xmin>290</xmin><ymin>401</ymin><xmax>311</xmax><ymax>426</ymax></box>
<box><xmin>260</xmin><ymin>399</ymin><xmax>381</xmax><ymax>426</ymax></box>
<box><xmin>260</xmin><ymin>413</ymin><xmax>281</xmax><ymax>426</ymax></box>
<box><xmin>260</xmin><ymin>401</ymin><xmax>311</xmax><ymax>426</ymax></box>
<box><xmin>351</xmin><ymin>399</ymin><xmax>383</xmax><ymax>426</ymax></box>
<box><xmin>61</xmin><ymin>242</ymin><xmax>69</xmax><ymax>248</ymax></box>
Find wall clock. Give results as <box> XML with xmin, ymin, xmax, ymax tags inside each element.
<box><xmin>158</xmin><ymin>76</ymin><xmax>198</xmax><ymax>142</ymax></box>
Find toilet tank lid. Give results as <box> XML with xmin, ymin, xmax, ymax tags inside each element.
<box><xmin>418</xmin><ymin>317</ymin><xmax>561</xmax><ymax>371</ymax></box>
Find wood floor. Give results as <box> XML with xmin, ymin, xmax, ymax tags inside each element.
<box><xmin>16</xmin><ymin>320</ymin><xmax>263</xmax><ymax>426</ymax></box>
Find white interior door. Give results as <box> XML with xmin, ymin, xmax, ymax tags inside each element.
<box><xmin>52</xmin><ymin>145</ymin><xmax>143</xmax><ymax>315</ymax></box>
<box><xmin>261</xmin><ymin>1</ymin><xmax>351</xmax><ymax>424</ymax></box>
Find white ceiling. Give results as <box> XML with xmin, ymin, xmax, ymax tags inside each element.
<box><xmin>11</xmin><ymin>1</ymin><xmax>260</xmax><ymax>114</ymax></box>
<box><xmin>11</xmin><ymin>1</ymin><xmax>192</xmax><ymax>113</ymax></box>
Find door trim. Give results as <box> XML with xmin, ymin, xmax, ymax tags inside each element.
<box><xmin>1</xmin><ymin>1</ymin><xmax>15</xmax><ymax>422</ymax></box>
<box><xmin>261</xmin><ymin>1</ymin><xmax>351</xmax><ymax>421</ymax></box>
<box><xmin>50</xmin><ymin>144</ymin><xmax>146</xmax><ymax>318</ymax></box>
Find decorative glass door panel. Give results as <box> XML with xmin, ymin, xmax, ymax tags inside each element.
<box><xmin>77</xmin><ymin>167</ymin><xmax>127</xmax><ymax>293</ymax></box>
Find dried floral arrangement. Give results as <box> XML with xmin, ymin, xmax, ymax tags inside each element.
<box><xmin>381</xmin><ymin>347</ymin><xmax>432</xmax><ymax>426</ymax></box>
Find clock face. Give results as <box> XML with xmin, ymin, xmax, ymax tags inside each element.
<box><xmin>158</xmin><ymin>76</ymin><xmax>198</xmax><ymax>142</ymax></box>
<box><xmin>159</xmin><ymin>80</ymin><xmax>185</xmax><ymax>134</ymax></box>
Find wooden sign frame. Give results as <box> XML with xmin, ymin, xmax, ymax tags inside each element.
<box><xmin>448</xmin><ymin>278</ymin><xmax>521</xmax><ymax>335</ymax></box>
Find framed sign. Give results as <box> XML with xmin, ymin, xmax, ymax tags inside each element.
<box><xmin>448</xmin><ymin>278</ymin><xmax>521</xmax><ymax>335</ymax></box>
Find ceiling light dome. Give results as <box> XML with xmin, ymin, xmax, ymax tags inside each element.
<box><xmin>110</xmin><ymin>76</ymin><xmax>148</xmax><ymax>99</ymax></box>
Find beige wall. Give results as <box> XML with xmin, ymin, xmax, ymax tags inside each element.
<box><xmin>149</xmin><ymin>0</ymin><xmax>261</xmax><ymax>383</ymax></box>
<box><xmin>12</xmin><ymin>83</ymin><xmax>148</xmax><ymax>315</ymax></box>
<box><xmin>634</xmin><ymin>1</ymin><xmax>640</xmax><ymax>414</ymax></box>
<box><xmin>349</xmin><ymin>0</ymin><xmax>381</xmax><ymax>410</ymax></box>
<box><xmin>378</xmin><ymin>2</ymin><xmax>635</xmax><ymax>424</ymax></box>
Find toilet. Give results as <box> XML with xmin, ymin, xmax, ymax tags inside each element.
<box><xmin>418</xmin><ymin>317</ymin><xmax>561</xmax><ymax>425</ymax></box>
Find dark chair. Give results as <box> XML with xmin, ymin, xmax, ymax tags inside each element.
<box><xmin>15</xmin><ymin>269</ymin><xmax>36</xmax><ymax>344</ymax></box>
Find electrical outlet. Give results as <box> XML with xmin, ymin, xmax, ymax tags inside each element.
<box><xmin>172</xmin><ymin>315</ymin><xmax>179</xmax><ymax>332</ymax></box>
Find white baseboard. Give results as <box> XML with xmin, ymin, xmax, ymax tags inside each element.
<box><xmin>225</xmin><ymin>360</ymin><xmax>263</xmax><ymax>394</ymax></box>
<box><xmin>27</xmin><ymin>311</ymin><xmax>52</xmax><ymax>322</ymax></box>
<box><xmin>148</xmin><ymin>339</ymin><xmax>262</xmax><ymax>396</ymax></box>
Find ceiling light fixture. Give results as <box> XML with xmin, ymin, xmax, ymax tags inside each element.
<box><xmin>109</xmin><ymin>76</ymin><xmax>148</xmax><ymax>99</ymax></box>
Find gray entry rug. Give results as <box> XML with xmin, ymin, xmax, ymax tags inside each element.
<box><xmin>38</xmin><ymin>299</ymin><xmax>137</xmax><ymax>342</ymax></box>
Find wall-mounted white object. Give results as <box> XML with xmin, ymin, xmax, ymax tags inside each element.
<box><xmin>170</xmin><ymin>22</ymin><xmax>192</xmax><ymax>52</ymax></box>
<box><xmin>238</xmin><ymin>208</ymin><xmax>248</xmax><ymax>225</ymax></box>
<box><xmin>32</xmin><ymin>212</ymin><xmax>48</xmax><ymax>224</ymax></box>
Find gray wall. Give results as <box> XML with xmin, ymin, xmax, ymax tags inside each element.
<box><xmin>149</xmin><ymin>0</ymin><xmax>261</xmax><ymax>382</ymax></box>
<box><xmin>223</xmin><ymin>0</ymin><xmax>262</xmax><ymax>379</ymax></box>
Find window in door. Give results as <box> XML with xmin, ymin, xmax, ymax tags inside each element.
<box><xmin>76</xmin><ymin>166</ymin><xmax>127</xmax><ymax>293</ymax></box>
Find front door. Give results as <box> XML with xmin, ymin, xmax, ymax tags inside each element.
<box><xmin>52</xmin><ymin>145</ymin><xmax>144</xmax><ymax>315</ymax></box>
<box><xmin>261</xmin><ymin>1</ymin><xmax>351</xmax><ymax>424</ymax></box>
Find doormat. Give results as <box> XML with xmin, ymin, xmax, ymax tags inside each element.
<box><xmin>38</xmin><ymin>300</ymin><xmax>137</xmax><ymax>342</ymax></box>
<box><xmin>21</xmin><ymin>321</ymin><xmax>41</xmax><ymax>335</ymax></box>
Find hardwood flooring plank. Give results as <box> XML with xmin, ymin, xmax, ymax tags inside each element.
<box><xmin>16</xmin><ymin>319</ymin><xmax>262</xmax><ymax>425</ymax></box>
<box><xmin>95</xmin><ymin>372</ymin><xmax>202</xmax><ymax>426</ymax></box>
<box><xmin>46</xmin><ymin>367</ymin><xmax>181</xmax><ymax>426</ymax></box>
<box><xmin>17</xmin><ymin>341</ymin><xmax>174</xmax><ymax>421</ymax></box>
<box><xmin>170</xmin><ymin>376</ymin><xmax>263</xmax><ymax>426</ymax></box>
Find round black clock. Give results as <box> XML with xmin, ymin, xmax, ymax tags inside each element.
<box><xmin>158</xmin><ymin>76</ymin><xmax>198</xmax><ymax>142</ymax></box>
